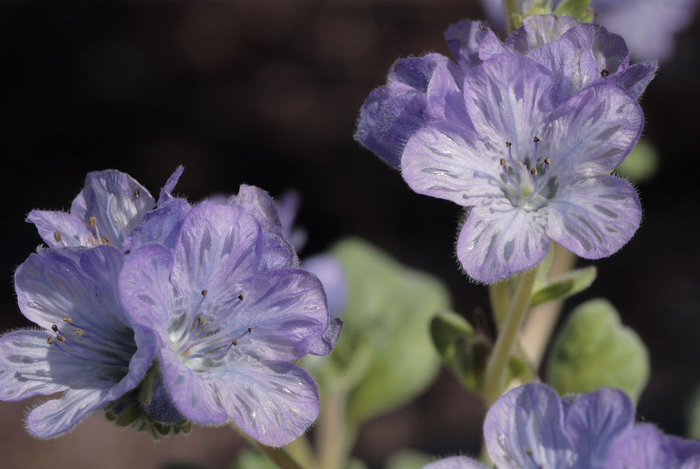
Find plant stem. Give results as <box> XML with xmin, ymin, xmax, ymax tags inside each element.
<box><xmin>489</xmin><ymin>280</ymin><xmax>510</xmax><ymax>327</ymax></box>
<box><xmin>285</xmin><ymin>435</ymin><xmax>320</xmax><ymax>469</ymax></box>
<box><xmin>232</xmin><ymin>424</ymin><xmax>307</xmax><ymax>469</ymax></box>
<box><xmin>521</xmin><ymin>243</ymin><xmax>577</xmax><ymax>368</ymax></box>
<box><xmin>318</xmin><ymin>393</ymin><xmax>356</xmax><ymax>469</ymax></box>
<box><xmin>504</xmin><ymin>0</ymin><xmax>520</xmax><ymax>34</ymax></box>
<box><xmin>482</xmin><ymin>267</ymin><xmax>539</xmax><ymax>406</ymax></box>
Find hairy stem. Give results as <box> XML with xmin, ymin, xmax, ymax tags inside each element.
<box><xmin>483</xmin><ymin>267</ymin><xmax>539</xmax><ymax>406</ymax></box>
<box><xmin>232</xmin><ymin>424</ymin><xmax>307</xmax><ymax>469</ymax></box>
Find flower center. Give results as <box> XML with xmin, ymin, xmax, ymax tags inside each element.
<box><xmin>499</xmin><ymin>138</ymin><xmax>553</xmax><ymax>212</ymax></box>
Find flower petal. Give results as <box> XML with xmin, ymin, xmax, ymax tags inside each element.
<box><xmin>444</xmin><ymin>20</ymin><xmax>489</xmax><ymax>68</ymax></box>
<box><xmin>463</xmin><ymin>54</ymin><xmax>554</xmax><ymax>161</ymax></box>
<box><xmin>211</xmin><ymin>269</ymin><xmax>330</xmax><ymax>361</ymax></box>
<box><xmin>484</xmin><ymin>383</ymin><xmax>574</xmax><ymax>469</ymax></box>
<box><xmin>157</xmin><ymin>165</ymin><xmax>184</xmax><ymax>206</ymax></box>
<box><xmin>171</xmin><ymin>201</ymin><xmax>264</xmax><ymax>300</ymax></box>
<box><xmin>402</xmin><ymin>122</ymin><xmax>503</xmax><ymax>207</ymax></box>
<box><xmin>26</xmin><ymin>210</ymin><xmax>93</xmax><ymax>249</ymax></box>
<box><xmin>603</xmin><ymin>425</ymin><xmax>677</xmax><ymax>469</ymax></box>
<box><xmin>562</xmin><ymin>388</ymin><xmax>635</xmax><ymax>468</ymax></box>
<box><xmin>456</xmin><ymin>203</ymin><xmax>550</xmax><ymax>283</ymax></box>
<box><xmin>560</xmin><ymin>23</ymin><xmax>630</xmax><ymax>76</ymax></box>
<box><xmin>542</xmin><ymin>82</ymin><xmax>643</xmax><ymax>179</ymax></box>
<box><xmin>546</xmin><ymin>175</ymin><xmax>641</xmax><ymax>259</ymax></box>
<box><xmin>122</xmin><ymin>198</ymin><xmax>192</xmax><ymax>252</ymax></box>
<box><xmin>507</xmin><ymin>15</ymin><xmax>581</xmax><ymax>53</ymax></box>
<box><xmin>610</xmin><ymin>62</ymin><xmax>658</xmax><ymax>100</ymax></box>
<box><xmin>0</xmin><ymin>330</ymin><xmax>70</xmax><ymax>400</ymax></box>
<box><xmin>308</xmin><ymin>316</ymin><xmax>343</xmax><ymax>357</ymax></box>
<box><xmin>26</xmin><ymin>388</ymin><xmax>108</xmax><ymax>438</ymax></box>
<box><xmin>424</xmin><ymin>457</ymin><xmax>490</xmax><ymax>469</ymax></box>
<box><xmin>302</xmin><ymin>254</ymin><xmax>348</xmax><ymax>316</ymax></box>
<box><xmin>73</xmin><ymin>170</ymin><xmax>156</xmax><ymax>249</ymax></box>
<box><xmin>213</xmin><ymin>357</ymin><xmax>319</xmax><ymax>447</ymax></box>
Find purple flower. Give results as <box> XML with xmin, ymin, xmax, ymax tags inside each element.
<box><xmin>402</xmin><ymin>52</ymin><xmax>643</xmax><ymax>282</ymax></box>
<box><xmin>27</xmin><ymin>168</ymin><xmax>182</xmax><ymax>251</ymax></box>
<box><xmin>0</xmin><ymin>246</ymin><xmax>155</xmax><ymax>438</ymax></box>
<box><xmin>424</xmin><ymin>382</ymin><xmax>700</xmax><ymax>469</ymax></box>
<box><xmin>355</xmin><ymin>15</ymin><xmax>655</xmax><ymax>168</ymax></box>
<box><xmin>301</xmin><ymin>254</ymin><xmax>348</xmax><ymax>317</ymax></box>
<box><xmin>480</xmin><ymin>0</ymin><xmax>697</xmax><ymax>62</ymax></box>
<box><xmin>119</xmin><ymin>200</ymin><xmax>337</xmax><ymax>446</ymax></box>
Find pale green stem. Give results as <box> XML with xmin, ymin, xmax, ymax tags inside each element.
<box><xmin>504</xmin><ymin>0</ymin><xmax>520</xmax><ymax>34</ymax></box>
<box><xmin>482</xmin><ymin>267</ymin><xmax>539</xmax><ymax>406</ymax></box>
<box><xmin>232</xmin><ymin>424</ymin><xmax>306</xmax><ymax>469</ymax></box>
<box><xmin>317</xmin><ymin>393</ymin><xmax>357</xmax><ymax>469</ymax></box>
<box><xmin>489</xmin><ymin>280</ymin><xmax>510</xmax><ymax>327</ymax></box>
<box><xmin>285</xmin><ymin>435</ymin><xmax>320</xmax><ymax>469</ymax></box>
<box><xmin>521</xmin><ymin>243</ymin><xmax>577</xmax><ymax>368</ymax></box>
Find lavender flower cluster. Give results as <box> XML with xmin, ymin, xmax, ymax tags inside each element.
<box><xmin>0</xmin><ymin>168</ymin><xmax>340</xmax><ymax>447</ymax></box>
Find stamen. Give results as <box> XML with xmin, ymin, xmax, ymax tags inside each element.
<box><xmin>201</xmin><ymin>290</ymin><xmax>208</xmax><ymax>296</ymax></box>
<box><xmin>89</xmin><ymin>216</ymin><xmax>97</xmax><ymax>227</ymax></box>
<box><xmin>197</xmin><ymin>317</ymin><xmax>205</xmax><ymax>325</ymax></box>
<box><xmin>54</xmin><ymin>231</ymin><xmax>62</xmax><ymax>242</ymax></box>
<box><xmin>51</xmin><ymin>324</ymin><xmax>59</xmax><ymax>332</ymax></box>
<box><xmin>134</xmin><ymin>189</ymin><xmax>140</xmax><ymax>199</ymax></box>
<box><xmin>75</xmin><ymin>329</ymin><xmax>84</xmax><ymax>336</ymax></box>
<box><xmin>57</xmin><ymin>335</ymin><xmax>66</xmax><ymax>343</ymax></box>
<box><xmin>532</xmin><ymin>136</ymin><xmax>540</xmax><ymax>163</ymax></box>
<box><xmin>63</xmin><ymin>317</ymin><xmax>73</xmax><ymax>324</ymax></box>
<box><xmin>47</xmin><ymin>336</ymin><xmax>54</xmax><ymax>345</ymax></box>
<box><xmin>601</xmin><ymin>68</ymin><xmax>611</xmax><ymax>77</ymax></box>
<box><xmin>238</xmin><ymin>293</ymin><xmax>244</xmax><ymax>301</ymax></box>
<box><xmin>530</xmin><ymin>168</ymin><xmax>537</xmax><ymax>176</ymax></box>
<box><xmin>101</xmin><ymin>237</ymin><xmax>110</xmax><ymax>245</ymax></box>
<box><xmin>232</xmin><ymin>339</ymin><xmax>238</xmax><ymax>346</ymax></box>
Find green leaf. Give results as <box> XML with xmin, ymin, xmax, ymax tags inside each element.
<box><xmin>385</xmin><ymin>450</ymin><xmax>434</xmax><ymax>469</ymax></box>
<box><xmin>329</xmin><ymin>238</ymin><xmax>450</xmax><ymax>424</ymax></box>
<box><xmin>530</xmin><ymin>266</ymin><xmax>597</xmax><ymax>308</ymax></box>
<box><xmin>547</xmin><ymin>298</ymin><xmax>650</xmax><ymax>401</ymax></box>
<box><xmin>554</xmin><ymin>0</ymin><xmax>594</xmax><ymax>22</ymax></box>
<box><xmin>616</xmin><ymin>138</ymin><xmax>660</xmax><ymax>184</ymax></box>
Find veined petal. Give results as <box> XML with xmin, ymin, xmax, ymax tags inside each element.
<box><xmin>26</xmin><ymin>388</ymin><xmax>108</xmax><ymax>438</ymax></box>
<box><xmin>463</xmin><ymin>54</ymin><xmax>554</xmax><ymax>160</ymax></box>
<box><xmin>542</xmin><ymin>82</ymin><xmax>643</xmax><ymax>180</ymax></box>
<box><xmin>426</xmin><ymin>61</ymin><xmax>472</xmax><ymax>128</ymax></box>
<box><xmin>560</xmin><ymin>23</ymin><xmax>630</xmax><ymax>76</ymax></box>
<box><xmin>156</xmin><ymin>347</ymin><xmax>228</xmax><ymax>424</ymax></box>
<box><xmin>484</xmin><ymin>383</ymin><xmax>575</xmax><ymax>469</ymax></box>
<box><xmin>0</xmin><ymin>330</ymin><xmax>70</xmax><ymax>400</ymax></box>
<box><xmin>123</xmin><ymin>198</ymin><xmax>192</xmax><ymax>252</ymax></box>
<box><xmin>212</xmin><ymin>357</ymin><xmax>319</xmax><ymax>447</ymax></box>
<box><xmin>603</xmin><ymin>425</ymin><xmax>677</xmax><ymax>469</ymax></box>
<box><xmin>424</xmin><ymin>456</ymin><xmax>490</xmax><ymax>469</ymax></box>
<box><xmin>507</xmin><ymin>15</ymin><xmax>581</xmax><ymax>53</ymax></box>
<box><xmin>308</xmin><ymin>316</ymin><xmax>343</xmax><ymax>357</ymax></box>
<box><xmin>456</xmin><ymin>204</ymin><xmax>550</xmax><ymax>283</ymax></box>
<box><xmin>562</xmin><ymin>388</ymin><xmax>635</xmax><ymax>469</ymax></box>
<box><xmin>546</xmin><ymin>175</ymin><xmax>641</xmax><ymax>259</ymax></box>
<box><xmin>157</xmin><ymin>165</ymin><xmax>184</xmax><ymax>206</ymax></box>
<box><xmin>75</xmin><ymin>170</ymin><xmax>156</xmax><ymax>249</ymax></box>
<box><xmin>402</xmin><ymin>122</ymin><xmax>502</xmax><ymax>207</ymax></box>
<box><xmin>231</xmin><ymin>185</ymin><xmax>285</xmax><ymax>238</ymax></box>
<box><xmin>210</xmin><ymin>269</ymin><xmax>330</xmax><ymax>361</ymax></box>
<box><xmin>26</xmin><ymin>210</ymin><xmax>93</xmax><ymax>249</ymax></box>
<box><xmin>669</xmin><ymin>435</ymin><xmax>700</xmax><ymax>464</ymax></box>
<box><xmin>611</xmin><ymin>62</ymin><xmax>658</xmax><ymax>100</ymax></box>
<box><xmin>172</xmin><ymin>202</ymin><xmax>264</xmax><ymax>300</ymax></box>
<box><xmin>444</xmin><ymin>20</ymin><xmax>489</xmax><ymax>68</ymax></box>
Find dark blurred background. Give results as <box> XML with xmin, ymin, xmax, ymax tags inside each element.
<box><xmin>1</xmin><ymin>1</ymin><xmax>699</xmax><ymax>468</ymax></box>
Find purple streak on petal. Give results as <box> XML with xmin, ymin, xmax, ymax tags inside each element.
<box><xmin>610</xmin><ymin>62</ymin><xmax>658</xmax><ymax>100</ymax></box>
<box><xmin>355</xmin><ymin>54</ymin><xmax>449</xmax><ymax>167</ymax></box>
<box><xmin>562</xmin><ymin>388</ymin><xmax>636</xmax><ymax>468</ymax></box>
<box><xmin>212</xmin><ymin>357</ymin><xmax>319</xmax><ymax>447</ymax></box>
<box><xmin>542</xmin><ymin>82</ymin><xmax>643</xmax><ymax>180</ymax></box>
<box><xmin>308</xmin><ymin>316</ymin><xmax>343</xmax><ymax>357</ymax></box>
<box><xmin>402</xmin><ymin>122</ymin><xmax>502</xmax><ymax>208</ymax></box>
<box><xmin>463</xmin><ymin>54</ymin><xmax>554</xmax><ymax>157</ymax></box>
<box><xmin>484</xmin><ymin>383</ymin><xmax>574</xmax><ymax>469</ymax></box>
<box><xmin>424</xmin><ymin>456</ymin><xmax>491</xmax><ymax>469</ymax></box>
<box><xmin>26</xmin><ymin>210</ymin><xmax>93</xmax><ymax>249</ymax></box>
<box><xmin>456</xmin><ymin>203</ymin><xmax>550</xmax><ymax>283</ymax></box>
<box><xmin>477</xmin><ymin>28</ymin><xmax>509</xmax><ymax>61</ymax></box>
<box><xmin>561</xmin><ymin>23</ymin><xmax>630</xmax><ymax>74</ymax></box>
<box><xmin>444</xmin><ymin>20</ymin><xmax>489</xmax><ymax>68</ymax></box>
<box><xmin>603</xmin><ymin>425</ymin><xmax>677</xmax><ymax>469</ymax></box>
<box><xmin>26</xmin><ymin>388</ymin><xmax>107</xmax><ymax>438</ymax></box>
<box><xmin>426</xmin><ymin>62</ymin><xmax>473</xmax><ymax>128</ymax></box>
<box><xmin>546</xmin><ymin>175</ymin><xmax>641</xmax><ymax>259</ymax></box>
<box><xmin>123</xmin><ymin>198</ymin><xmax>192</xmax><ymax>252</ymax></box>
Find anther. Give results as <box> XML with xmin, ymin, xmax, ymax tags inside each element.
<box><xmin>75</xmin><ymin>329</ymin><xmax>84</xmax><ymax>336</ymax></box>
<box><xmin>505</xmin><ymin>141</ymin><xmax>512</xmax><ymax>148</ymax></box>
<box><xmin>232</xmin><ymin>339</ymin><xmax>238</xmax><ymax>346</ymax></box>
<box><xmin>533</xmin><ymin>136</ymin><xmax>540</xmax><ymax>142</ymax></box>
<box><xmin>51</xmin><ymin>324</ymin><xmax>59</xmax><ymax>332</ymax></box>
<box><xmin>601</xmin><ymin>68</ymin><xmax>611</xmax><ymax>77</ymax></box>
<box><xmin>544</xmin><ymin>158</ymin><xmax>551</xmax><ymax>165</ymax></box>
<box><xmin>54</xmin><ymin>231</ymin><xmax>62</xmax><ymax>242</ymax></box>
<box><xmin>247</xmin><ymin>327</ymin><xmax>254</xmax><ymax>333</ymax></box>
<box><xmin>238</xmin><ymin>293</ymin><xmax>244</xmax><ymax>301</ymax></box>
<box><xmin>101</xmin><ymin>237</ymin><xmax>110</xmax><ymax>245</ymax></box>
<box><xmin>57</xmin><ymin>335</ymin><xmax>66</xmax><ymax>343</ymax></box>
<box><xmin>89</xmin><ymin>216</ymin><xmax>97</xmax><ymax>227</ymax></box>
<box><xmin>63</xmin><ymin>317</ymin><xmax>73</xmax><ymax>324</ymax></box>
<box><xmin>500</xmin><ymin>158</ymin><xmax>506</xmax><ymax>166</ymax></box>
<box><xmin>47</xmin><ymin>336</ymin><xmax>54</xmax><ymax>345</ymax></box>
<box><xmin>197</xmin><ymin>317</ymin><xmax>205</xmax><ymax>325</ymax></box>
<box><xmin>530</xmin><ymin>168</ymin><xmax>537</xmax><ymax>176</ymax></box>
<box><xmin>201</xmin><ymin>290</ymin><xmax>208</xmax><ymax>296</ymax></box>
<box><xmin>134</xmin><ymin>189</ymin><xmax>140</xmax><ymax>199</ymax></box>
